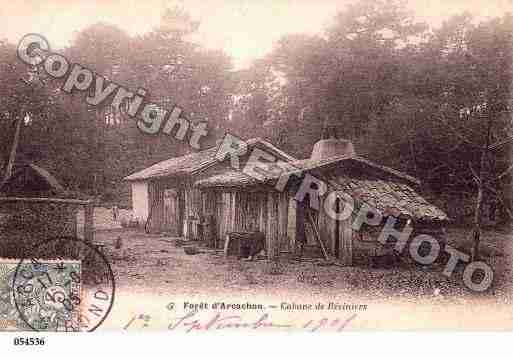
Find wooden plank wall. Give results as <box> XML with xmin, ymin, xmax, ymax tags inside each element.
<box><xmin>147</xmin><ymin>180</ymin><xmax>165</xmax><ymax>233</ymax></box>
<box><xmin>198</xmin><ymin>188</ymin><xmax>292</xmax><ymax>257</ymax></box>
<box><xmin>316</xmin><ymin>177</ymin><xmax>354</xmax><ymax>265</ymax></box>
<box><xmin>183</xmin><ymin>182</ymin><xmax>203</xmax><ymax>238</ymax></box>
<box><xmin>278</xmin><ymin>191</ymin><xmax>289</xmax><ymax>252</ymax></box>
<box><xmin>258</xmin><ymin>192</ymin><xmax>268</xmax><ymax>248</ymax></box>
<box><xmin>216</xmin><ymin>191</ymin><xmax>235</xmax><ymax>245</ymax></box>
<box><xmin>339</xmin><ymin>217</ymin><xmax>353</xmax><ymax>265</ymax></box>
<box><xmin>235</xmin><ymin>192</ymin><xmax>263</xmax><ymax>232</ymax></box>
<box><xmin>266</xmin><ymin>191</ymin><xmax>280</xmax><ymax>259</ymax></box>
<box><xmin>318</xmin><ymin>195</ymin><xmax>336</xmax><ymax>254</ymax></box>
<box><xmin>201</xmin><ymin>190</ymin><xmax>217</xmax><ymax>218</ymax></box>
<box><xmin>184</xmin><ymin>183</ymin><xmax>202</xmax><ymax>219</ymax></box>
<box><xmin>291</xmin><ymin>180</ymin><xmax>353</xmax><ymax>265</ymax></box>
<box><xmin>84</xmin><ymin>203</ymin><xmax>94</xmax><ymax>243</ymax></box>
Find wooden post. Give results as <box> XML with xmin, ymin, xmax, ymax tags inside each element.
<box><xmin>84</xmin><ymin>203</ymin><xmax>94</xmax><ymax>243</ymax></box>
<box><xmin>278</xmin><ymin>192</ymin><xmax>288</xmax><ymax>252</ymax></box>
<box><xmin>295</xmin><ymin>199</ymin><xmax>306</xmax><ymax>256</ymax></box>
<box><xmin>288</xmin><ymin>198</ymin><xmax>297</xmax><ymax>251</ymax></box>
<box><xmin>223</xmin><ymin>233</ymin><xmax>231</xmax><ymax>257</ymax></box>
<box><xmin>258</xmin><ymin>192</ymin><xmax>267</xmax><ymax>235</ymax></box>
<box><xmin>184</xmin><ymin>185</ymin><xmax>191</xmax><ymax>239</ymax></box>
<box><xmin>267</xmin><ymin>191</ymin><xmax>279</xmax><ymax>260</ymax></box>
<box><xmin>339</xmin><ymin>217</ymin><xmax>353</xmax><ymax>265</ymax></box>
<box><xmin>230</xmin><ymin>191</ymin><xmax>237</xmax><ymax>232</ymax></box>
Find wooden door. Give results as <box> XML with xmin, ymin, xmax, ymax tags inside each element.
<box><xmin>163</xmin><ymin>189</ymin><xmax>180</xmax><ymax>236</ymax></box>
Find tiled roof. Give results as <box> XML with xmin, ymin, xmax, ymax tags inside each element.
<box><xmin>325</xmin><ymin>174</ymin><xmax>448</xmax><ymax>222</ymax></box>
<box><xmin>291</xmin><ymin>155</ymin><xmax>420</xmax><ymax>185</ymax></box>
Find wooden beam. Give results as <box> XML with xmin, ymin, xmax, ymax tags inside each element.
<box><xmin>84</xmin><ymin>203</ymin><xmax>94</xmax><ymax>243</ymax></box>
<box><xmin>230</xmin><ymin>191</ymin><xmax>237</xmax><ymax>232</ymax></box>
<box><xmin>267</xmin><ymin>191</ymin><xmax>279</xmax><ymax>259</ymax></box>
<box><xmin>339</xmin><ymin>218</ymin><xmax>353</xmax><ymax>266</ymax></box>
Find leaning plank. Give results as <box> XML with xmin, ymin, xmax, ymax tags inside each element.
<box><xmin>306</xmin><ymin>209</ymin><xmax>331</xmax><ymax>261</ymax></box>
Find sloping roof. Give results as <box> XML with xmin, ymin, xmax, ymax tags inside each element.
<box><xmin>194</xmin><ymin>154</ymin><xmax>447</xmax><ymax>222</ymax></box>
<box><xmin>124</xmin><ymin>138</ymin><xmax>297</xmax><ymax>181</ymax></box>
<box><xmin>0</xmin><ymin>163</ymin><xmax>65</xmax><ymax>195</ymax></box>
<box><xmin>124</xmin><ymin>147</ymin><xmax>218</xmax><ymax>181</ymax></box>
<box><xmin>289</xmin><ymin>156</ymin><xmax>449</xmax><ymax>221</ymax></box>
<box><xmin>290</xmin><ymin>155</ymin><xmax>420</xmax><ymax>185</ymax></box>
<box><xmin>196</xmin><ymin>154</ymin><xmax>419</xmax><ymax>188</ymax></box>
<box><xmin>325</xmin><ymin>174</ymin><xmax>447</xmax><ymax>222</ymax></box>
<box><xmin>29</xmin><ymin>164</ymin><xmax>65</xmax><ymax>193</ymax></box>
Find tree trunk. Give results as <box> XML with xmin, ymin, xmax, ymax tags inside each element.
<box><xmin>0</xmin><ymin>115</ymin><xmax>23</xmax><ymax>190</ymax></box>
<box><xmin>471</xmin><ymin>183</ymin><xmax>483</xmax><ymax>261</ymax></box>
<box><xmin>471</xmin><ymin>110</ymin><xmax>494</xmax><ymax>261</ymax></box>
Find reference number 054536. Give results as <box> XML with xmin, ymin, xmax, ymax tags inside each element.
<box><xmin>13</xmin><ymin>337</ymin><xmax>46</xmax><ymax>346</ymax></box>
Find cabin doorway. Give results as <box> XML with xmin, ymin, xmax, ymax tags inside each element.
<box><xmin>163</xmin><ymin>189</ymin><xmax>180</xmax><ymax>236</ymax></box>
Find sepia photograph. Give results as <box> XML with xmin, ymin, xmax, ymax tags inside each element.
<box><xmin>0</xmin><ymin>0</ymin><xmax>512</xmax><ymax>348</ymax></box>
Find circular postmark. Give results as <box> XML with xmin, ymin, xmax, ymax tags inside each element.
<box><xmin>12</xmin><ymin>236</ymin><xmax>115</xmax><ymax>332</ymax></box>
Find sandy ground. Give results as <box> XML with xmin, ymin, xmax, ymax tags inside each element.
<box><xmin>85</xmin><ymin>222</ymin><xmax>513</xmax><ymax>331</ymax></box>
<box><xmin>76</xmin><ymin>207</ymin><xmax>134</xmax><ymax>231</ymax></box>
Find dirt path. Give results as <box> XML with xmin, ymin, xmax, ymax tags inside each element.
<box><xmin>91</xmin><ymin>227</ymin><xmax>513</xmax><ymax>330</ymax></box>
<box><xmin>76</xmin><ymin>206</ymin><xmax>133</xmax><ymax>231</ymax></box>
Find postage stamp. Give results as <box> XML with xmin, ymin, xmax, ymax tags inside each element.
<box><xmin>9</xmin><ymin>258</ymin><xmax>81</xmax><ymax>332</ymax></box>
<box><xmin>1</xmin><ymin>258</ymin><xmax>81</xmax><ymax>331</ymax></box>
<box><xmin>0</xmin><ymin>236</ymin><xmax>115</xmax><ymax>332</ymax></box>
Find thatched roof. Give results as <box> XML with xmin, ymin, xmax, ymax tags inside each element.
<box><xmin>124</xmin><ymin>138</ymin><xmax>296</xmax><ymax>181</ymax></box>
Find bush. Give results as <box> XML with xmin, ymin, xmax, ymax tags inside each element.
<box><xmin>0</xmin><ymin>202</ymin><xmax>78</xmax><ymax>259</ymax></box>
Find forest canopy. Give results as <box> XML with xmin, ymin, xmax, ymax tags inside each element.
<box><xmin>0</xmin><ymin>1</ymin><xmax>511</xmax><ymax>205</ymax></box>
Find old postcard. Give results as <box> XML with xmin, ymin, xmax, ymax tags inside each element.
<box><xmin>0</xmin><ymin>0</ymin><xmax>512</xmax><ymax>343</ymax></box>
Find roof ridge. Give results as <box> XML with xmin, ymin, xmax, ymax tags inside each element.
<box><xmin>124</xmin><ymin>137</ymin><xmax>296</xmax><ymax>181</ymax></box>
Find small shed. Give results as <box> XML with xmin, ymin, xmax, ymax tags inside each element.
<box><xmin>124</xmin><ymin>138</ymin><xmax>296</xmax><ymax>237</ymax></box>
<box><xmin>0</xmin><ymin>163</ymin><xmax>94</xmax><ymax>258</ymax></box>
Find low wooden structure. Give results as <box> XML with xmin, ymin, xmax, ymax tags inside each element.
<box><xmin>126</xmin><ymin>137</ymin><xmax>448</xmax><ymax>265</ymax></box>
<box><xmin>0</xmin><ymin>163</ymin><xmax>94</xmax><ymax>258</ymax></box>
<box><xmin>125</xmin><ymin>139</ymin><xmax>296</xmax><ymax>245</ymax></box>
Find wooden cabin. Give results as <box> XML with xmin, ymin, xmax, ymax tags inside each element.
<box><xmin>125</xmin><ymin>137</ymin><xmax>448</xmax><ymax>265</ymax></box>
<box><xmin>124</xmin><ymin>138</ymin><xmax>296</xmax><ymax>239</ymax></box>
